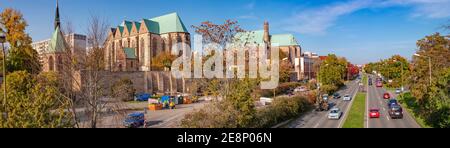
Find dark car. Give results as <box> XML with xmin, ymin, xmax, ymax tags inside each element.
<box><xmin>333</xmin><ymin>93</ymin><xmax>341</xmax><ymax>99</ymax></box>
<box><xmin>387</xmin><ymin>99</ymin><xmax>399</xmax><ymax>108</ymax></box>
<box><xmin>123</xmin><ymin>112</ymin><xmax>145</xmax><ymax>128</ymax></box>
<box><xmin>388</xmin><ymin>104</ymin><xmax>404</xmax><ymax>119</ymax></box>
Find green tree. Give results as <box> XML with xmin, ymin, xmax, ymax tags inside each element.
<box><xmin>0</xmin><ymin>8</ymin><xmax>41</xmax><ymax>74</ymax></box>
<box><xmin>0</xmin><ymin>71</ymin><xmax>73</xmax><ymax>128</ymax></box>
<box><xmin>318</xmin><ymin>54</ymin><xmax>346</xmax><ymax>94</ymax></box>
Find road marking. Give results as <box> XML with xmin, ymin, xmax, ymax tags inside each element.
<box><xmin>386</xmin><ymin>115</ymin><xmax>390</xmax><ymax>121</ymax></box>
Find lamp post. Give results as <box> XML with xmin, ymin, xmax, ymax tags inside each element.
<box><xmin>393</xmin><ymin>59</ymin><xmax>404</xmax><ymax>91</ymax></box>
<box><xmin>414</xmin><ymin>53</ymin><xmax>432</xmax><ymax>86</ymax></box>
<box><xmin>0</xmin><ymin>33</ymin><xmax>6</xmax><ymax>116</ymax></box>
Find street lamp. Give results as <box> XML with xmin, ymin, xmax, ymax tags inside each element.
<box><xmin>414</xmin><ymin>53</ymin><xmax>432</xmax><ymax>86</ymax></box>
<box><xmin>0</xmin><ymin>32</ymin><xmax>6</xmax><ymax>116</ymax></box>
<box><xmin>393</xmin><ymin>59</ymin><xmax>404</xmax><ymax>92</ymax></box>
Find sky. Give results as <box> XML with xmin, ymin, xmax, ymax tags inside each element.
<box><xmin>0</xmin><ymin>0</ymin><xmax>449</xmax><ymax>64</ymax></box>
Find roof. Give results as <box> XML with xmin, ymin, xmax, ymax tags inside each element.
<box><xmin>123</xmin><ymin>48</ymin><xmax>136</xmax><ymax>59</ymax></box>
<box><xmin>115</xmin><ymin>12</ymin><xmax>188</xmax><ymax>36</ymax></box>
<box><xmin>235</xmin><ymin>30</ymin><xmax>265</xmax><ymax>45</ymax></box>
<box><xmin>117</xmin><ymin>26</ymin><xmax>124</xmax><ymax>36</ymax></box>
<box><xmin>271</xmin><ymin>34</ymin><xmax>299</xmax><ymax>46</ymax></box>
<box><xmin>148</xmin><ymin>12</ymin><xmax>188</xmax><ymax>34</ymax></box>
<box><xmin>47</xmin><ymin>26</ymin><xmax>66</xmax><ymax>53</ymax></box>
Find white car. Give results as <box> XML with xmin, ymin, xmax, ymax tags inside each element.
<box><xmin>294</xmin><ymin>86</ymin><xmax>308</xmax><ymax>92</ymax></box>
<box><xmin>328</xmin><ymin>108</ymin><xmax>342</xmax><ymax>120</ymax></box>
<box><xmin>343</xmin><ymin>94</ymin><xmax>352</xmax><ymax>101</ymax></box>
<box><xmin>395</xmin><ymin>89</ymin><xmax>402</xmax><ymax>94</ymax></box>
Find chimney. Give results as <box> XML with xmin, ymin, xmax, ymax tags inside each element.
<box><xmin>264</xmin><ymin>21</ymin><xmax>270</xmax><ymax>43</ymax></box>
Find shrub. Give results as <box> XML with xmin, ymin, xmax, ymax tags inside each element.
<box><xmin>111</xmin><ymin>78</ymin><xmax>136</xmax><ymax>102</ymax></box>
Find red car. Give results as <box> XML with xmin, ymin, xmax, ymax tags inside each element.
<box><xmin>369</xmin><ymin>108</ymin><xmax>380</xmax><ymax>118</ymax></box>
<box><xmin>376</xmin><ymin>81</ymin><xmax>383</xmax><ymax>87</ymax></box>
<box><xmin>383</xmin><ymin>93</ymin><xmax>391</xmax><ymax>99</ymax></box>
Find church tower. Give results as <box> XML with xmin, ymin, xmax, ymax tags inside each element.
<box><xmin>54</xmin><ymin>0</ymin><xmax>61</xmax><ymax>30</ymax></box>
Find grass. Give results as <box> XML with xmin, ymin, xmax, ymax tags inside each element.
<box><xmin>342</xmin><ymin>93</ymin><xmax>366</xmax><ymax>128</ymax></box>
<box><xmin>362</xmin><ymin>74</ymin><xmax>368</xmax><ymax>86</ymax></box>
<box><xmin>397</xmin><ymin>93</ymin><xmax>432</xmax><ymax>128</ymax></box>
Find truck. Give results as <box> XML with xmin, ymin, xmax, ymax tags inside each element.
<box><xmin>315</xmin><ymin>94</ymin><xmax>330</xmax><ymax>111</ymax></box>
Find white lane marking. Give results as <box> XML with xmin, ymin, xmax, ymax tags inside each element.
<box><xmin>386</xmin><ymin>115</ymin><xmax>390</xmax><ymax>121</ymax></box>
<box><xmin>314</xmin><ymin>123</ymin><xmax>320</xmax><ymax>128</ymax></box>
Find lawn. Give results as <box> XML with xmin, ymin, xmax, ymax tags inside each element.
<box><xmin>362</xmin><ymin>74</ymin><xmax>368</xmax><ymax>86</ymax></box>
<box><xmin>342</xmin><ymin>93</ymin><xmax>366</xmax><ymax>128</ymax></box>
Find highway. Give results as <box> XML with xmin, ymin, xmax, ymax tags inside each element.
<box><xmin>365</xmin><ymin>77</ymin><xmax>421</xmax><ymax>128</ymax></box>
<box><xmin>287</xmin><ymin>80</ymin><xmax>360</xmax><ymax>128</ymax></box>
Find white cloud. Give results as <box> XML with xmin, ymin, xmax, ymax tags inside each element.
<box><xmin>282</xmin><ymin>0</ymin><xmax>450</xmax><ymax>35</ymax></box>
<box><xmin>283</xmin><ymin>0</ymin><xmax>373</xmax><ymax>35</ymax></box>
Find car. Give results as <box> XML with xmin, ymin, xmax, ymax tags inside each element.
<box><xmin>123</xmin><ymin>112</ymin><xmax>145</xmax><ymax>128</ymax></box>
<box><xmin>333</xmin><ymin>93</ymin><xmax>341</xmax><ymax>99</ymax></box>
<box><xmin>294</xmin><ymin>86</ymin><xmax>308</xmax><ymax>92</ymax></box>
<box><xmin>328</xmin><ymin>108</ymin><xmax>343</xmax><ymax>120</ymax></box>
<box><xmin>343</xmin><ymin>94</ymin><xmax>352</xmax><ymax>101</ymax></box>
<box><xmin>369</xmin><ymin>108</ymin><xmax>380</xmax><ymax>118</ymax></box>
<box><xmin>368</xmin><ymin>80</ymin><xmax>373</xmax><ymax>86</ymax></box>
<box><xmin>383</xmin><ymin>93</ymin><xmax>391</xmax><ymax>99</ymax></box>
<box><xmin>388</xmin><ymin>105</ymin><xmax>404</xmax><ymax>119</ymax></box>
<box><xmin>387</xmin><ymin>99</ymin><xmax>398</xmax><ymax>108</ymax></box>
<box><xmin>395</xmin><ymin>89</ymin><xmax>402</xmax><ymax>94</ymax></box>
<box><xmin>376</xmin><ymin>81</ymin><xmax>383</xmax><ymax>87</ymax></box>
<box><xmin>135</xmin><ymin>93</ymin><xmax>151</xmax><ymax>102</ymax></box>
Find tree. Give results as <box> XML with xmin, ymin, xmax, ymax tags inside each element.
<box><xmin>111</xmin><ymin>78</ymin><xmax>135</xmax><ymax>102</ymax></box>
<box><xmin>0</xmin><ymin>8</ymin><xmax>41</xmax><ymax>74</ymax></box>
<box><xmin>0</xmin><ymin>71</ymin><xmax>73</xmax><ymax>128</ymax></box>
<box><xmin>408</xmin><ymin>33</ymin><xmax>450</xmax><ymax>128</ymax></box>
<box><xmin>151</xmin><ymin>51</ymin><xmax>177</xmax><ymax>71</ymax></box>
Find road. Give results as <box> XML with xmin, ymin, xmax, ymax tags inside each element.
<box><xmin>287</xmin><ymin>80</ymin><xmax>360</xmax><ymax>128</ymax></box>
<box><xmin>365</xmin><ymin>78</ymin><xmax>421</xmax><ymax>128</ymax></box>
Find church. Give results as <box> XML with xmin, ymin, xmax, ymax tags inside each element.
<box><xmin>104</xmin><ymin>13</ymin><xmax>191</xmax><ymax>72</ymax></box>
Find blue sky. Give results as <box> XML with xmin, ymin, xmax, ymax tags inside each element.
<box><xmin>1</xmin><ymin>0</ymin><xmax>449</xmax><ymax>64</ymax></box>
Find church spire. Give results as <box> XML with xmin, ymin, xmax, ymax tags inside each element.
<box><xmin>54</xmin><ymin>0</ymin><xmax>61</xmax><ymax>30</ymax></box>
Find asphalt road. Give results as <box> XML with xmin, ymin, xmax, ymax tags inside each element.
<box><xmin>287</xmin><ymin>80</ymin><xmax>360</xmax><ymax>128</ymax></box>
<box><xmin>366</xmin><ymin>79</ymin><xmax>421</xmax><ymax>128</ymax></box>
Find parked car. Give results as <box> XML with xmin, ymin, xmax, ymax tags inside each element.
<box><xmin>376</xmin><ymin>81</ymin><xmax>383</xmax><ymax>87</ymax></box>
<box><xmin>395</xmin><ymin>89</ymin><xmax>402</xmax><ymax>94</ymax></box>
<box><xmin>328</xmin><ymin>108</ymin><xmax>342</xmax><ymax>120</ymax></box>
<box><xmin>343</xmin><ymin>94</ymin><xmax>352</xmax><ymax>101</ymax></box>
<box><xmin>135</xmin><ymin>93</ymin><xmax>151</xmax><ymax>102</ymax></box>
<box><xmin>123</xmin><ymin>112</ymin><xmax>145</xmax><ymax>128</ymax></box>
<box><xmin>369</xmin><ymin>108</ymin><xmax>380</xmax><ymax>118</ymax></box>
<box><xmin>383</xmin><ymin>93</ymin><xmax>391</xmax><ymax>99</ymax></box>
<box><xmin>387</xmin><ymin>99</ymin><xmax>399</xmax><ymax>108</ymax></box>
<box><xmin>388</xmin><ymin>105</ymin><xmax>404</xmax><ymax>119</ymax></box>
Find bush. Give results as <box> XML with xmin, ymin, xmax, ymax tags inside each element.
<box><xmin>320</xmin><ymin>84</ymin><xmax>338</xmax><ymax>95</ymax></box>
<box><xmin>259</xmin><ymin>82</ymin><xmax>303</xmax><ymax>97</ymax></box>
<box><xmin>111</xmin><ymin>78</ymin><xmax>136</xmax><ymax>102</ymax></box>
<box><xmin>253</xmin><ymin>95</ymin><xmax>311</xmax><ymax>128</ymax></box>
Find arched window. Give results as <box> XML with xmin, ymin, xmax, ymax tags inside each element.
<box><xmin>176</xmin><ymin>36</ymin><xmax>182</xmax><ymax>43</ymax></box>
<box><xmin>48</xmin><ymin>56</ymin><xmax>54</xmax><ymax>71</ymax></box>
<box><xmin>57</xmin><ymin>55</ymin><xmax>63</xmax><ymax>71</ymax></box>
<box><xmin>152</xmin><ymin>38</ymin><xmax>158</xmax><ymax>57</ymax></box>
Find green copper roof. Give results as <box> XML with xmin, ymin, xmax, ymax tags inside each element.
<box><xmin>47</xmin><ymin>26</ymin><xmax>66</xmax><ymax>53</ymax></box>
<box><xmin>149</xmin><ymin>12</ymin><xmax>188</xmax><ymax>34</ymax></box>
<box><xmin>271</xmin><ymin>34</ymin><xmax>299</xmax><ymax>46</ymax></box>
<box><xmin>123</xmin><ymin>21</ymin><xmax>133</xmax><ymax>34</ymax></box>
<box><xmin>124</xmin><ymin>48</ymin><xmax>136</xmax><ymax>59</ymax></box>
<box><xmin>235</xmin><ymin>30</ymin><xmax>265</xmax><ymax>45</ymax></box>
<box><xmin>117</xmin><ymin>26</ymin><xmax>124</xmax><ymax>36</ymax></box>
<box><xmin>134</xmin><ymin>22</ymin><xmax>141</xmax><ymax>32</ymax></box>
<box><xmin>115</xmin><ymin>13</ymin><xmax>188</xmax><ymax>36</ymax></box>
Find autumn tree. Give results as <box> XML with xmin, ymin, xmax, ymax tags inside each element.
<box><xmin>408</xmin><ymin>33</ymin><xmax>449</xmax><ymax>127</ymax></box>
<box><xmin>0</xmin><ymin>71</ymin><xmax>73</xmax><ymax>128</ymax></box>
<box><xmin>0</xmin><ymin>8</ymin><xmax>41</xmax><ymax>74</ymax></box>
<box><xmin>318</xmin><ymin>54</ymin><xmax>347</xmax><ymax>94</ymax></box>
<box><xmin>151</xmin><ymin>51</ymin><xmax>177</xmax><ymax>71</ymax></box>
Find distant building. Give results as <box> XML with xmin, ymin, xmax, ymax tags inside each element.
<box><xmin>300</xmin><ymin>52</ymin><xmax>319</xmax><ymax>80</ymax></box>
<box><xmin>32</xmin><ymin>34</ymin><xmax>87</xmax><ymax>64</ymax></box>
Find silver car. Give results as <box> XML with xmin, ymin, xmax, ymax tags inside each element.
<box><xmin>328</xmin><ymin>108</ymin><xmax>342</xmax><ymax>120</ymax></box>
<box><xmin>343</xmin><ymin>94</ymin><xmax>352</xmax><ymax>101</ymax></box>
